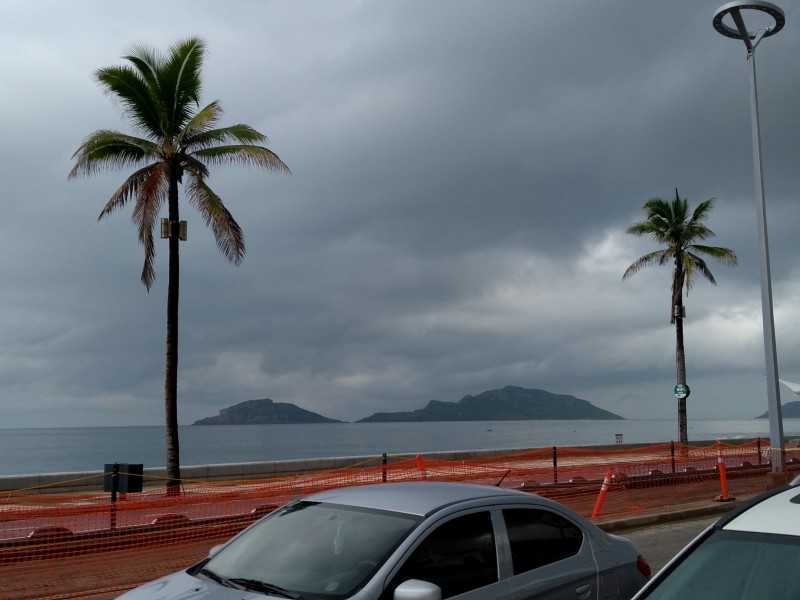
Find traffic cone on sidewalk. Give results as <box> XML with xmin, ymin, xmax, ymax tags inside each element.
<box><xmin>592</xmin><ymin>470</ymin><xmax>613</xmax><ymax>519</ymax></box>
<box><xmin>416</xmin><ymin>454</ymin><xmax>427</xmax><ymax>481</ymax></box>
<box><xmin>714</xmin><ymin>440</ymin><xmax>735</xmax><ymax>502</ymax></box>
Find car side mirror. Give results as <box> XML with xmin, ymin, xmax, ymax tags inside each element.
<box><xmin>394</xmin><ymin>579</ymin><xmax>442</xmax><ymax>600</ymax></box>
<box><xmin>208</xmin><ymin>544</ymin><xmax>224</xmax><ymax>557</ymax></box>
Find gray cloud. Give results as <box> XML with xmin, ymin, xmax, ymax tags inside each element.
<box><xmin>1</xmin><ymin>0</ymin><xmax>799</xmax><ymax>430</ymax></box>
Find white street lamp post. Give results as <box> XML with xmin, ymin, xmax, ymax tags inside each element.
<box><xmin>713</xmin><ymin>1</ymin><xmax>786</xmax><ymax>475</ymax></box>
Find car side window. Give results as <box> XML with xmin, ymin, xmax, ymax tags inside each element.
<box><xmin>501</xmin><ymin>508</ymin><xmax>583</xmax><ymax>574</ymax></box>
<box><xmin>386</xmin><ymin>511</ymin><xmax>498</xmax><ymax>599</ymax></box>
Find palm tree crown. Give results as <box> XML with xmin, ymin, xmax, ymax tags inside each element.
<box><xmin>69</xmin><ymin>37</ymin><xmax>289</xmax><ymax>289</ymax></box>
<box><xmin>623</xmin><ymin>189</ymin><xmax>737</xmax><ymax>323</ymax></box>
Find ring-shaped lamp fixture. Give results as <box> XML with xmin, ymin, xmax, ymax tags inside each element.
<box><xmin>713</xmin><ymin>1</ymin><xmax>785</xmax><ymax>40</ymax></box>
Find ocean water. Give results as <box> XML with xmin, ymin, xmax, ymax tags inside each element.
<box><xmin>1</xmin><ymin>419</ymin><xmax>798</xmax><ymax>477</ymax></box>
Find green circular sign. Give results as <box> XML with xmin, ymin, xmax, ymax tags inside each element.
<box><xmin>674</xmin><ymin>384</ymin><xmax>689</xmax><ymax>399</ymax></box>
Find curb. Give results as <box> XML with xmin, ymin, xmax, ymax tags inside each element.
<box><xmin>597</xmin><ymin>498</ymin><xmax>744</xmax><ymax>533</ymax></box>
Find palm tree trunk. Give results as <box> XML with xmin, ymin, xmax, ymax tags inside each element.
<box><xmin>675</xmin><ymin>306</ymin><xmax>688</xmax><ymax>446</ymax></box>
<box><xmin>165</xmin><ymin>175</ymin><xmax>181</xmax><ymax>495</ymax></box>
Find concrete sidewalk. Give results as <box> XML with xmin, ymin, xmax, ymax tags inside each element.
<box><xmin>598</xmin><ymin>496</ymin><xmax>747</xmax><ymax>533</ymax></box>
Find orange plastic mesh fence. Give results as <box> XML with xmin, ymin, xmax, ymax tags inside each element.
<box><xmin>2</xmin><ymin>440</ymin><xmax>799</xmax><ymax>600</ymax></box>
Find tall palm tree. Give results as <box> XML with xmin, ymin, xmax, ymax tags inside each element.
<box><xmin>69</xmin><ymin>38</ymin><xmax>289</xmax><ymax>493</ymax></box>
<box><xmin>623</xmin><ymin>189</ymin><xmax>737</xmax><ymax>446</ymax></box>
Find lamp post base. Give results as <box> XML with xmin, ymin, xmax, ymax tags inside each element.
<box><xmin>766</xmin><ymin>471</ymin><xmax>791</xmax><ymax>490</ymax></box>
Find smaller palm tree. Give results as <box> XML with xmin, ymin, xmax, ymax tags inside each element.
<box><xmin>623</xmin><ymin>189</ymin><xmax>737</xmax><ymax>446</ymax></box>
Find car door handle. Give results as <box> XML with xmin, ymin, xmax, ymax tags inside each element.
<box><xmin>575</xmin><ymin>583</ymin><xmax>592</xmax><ymax>600</ymax></box>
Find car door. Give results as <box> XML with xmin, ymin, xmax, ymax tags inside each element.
<box><xmin>499</xmin><ymin>506</ymin><xmax>597</xmax><ymax>600</ymax></box>
<box><xmin>381</xmin><ymin>509</ymin><xmax>511</xmax><ymax>600</ymax></box>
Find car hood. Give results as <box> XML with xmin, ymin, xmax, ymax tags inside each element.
<box><xmin>116</xmin><ymin>570</ymin><xmax>266</xmax><ymax>600</ymax></box>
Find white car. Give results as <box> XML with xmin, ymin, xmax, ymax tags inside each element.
<box><xmin>633</xmin><ymin>479</ymin><xmax>800</xmax><ymax>599</ymax></box>
<box><xmin>117</xmin><ymin>482</ymin><xmax>650</xmax><ymax>600</ymax></box>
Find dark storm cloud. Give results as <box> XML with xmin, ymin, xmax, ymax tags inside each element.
<box><xmin>1</xmin><ymin>0</ymin><xmax>799</xmax><ymax>428</ymax></box>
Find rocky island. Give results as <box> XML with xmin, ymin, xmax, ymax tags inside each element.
<box><xmin>756</xmin><ymin>401</ymin><xmax>800</xmax><ymax>419</ymax></box>
<box><xmin>194</xmin><ymin>386</ymin><xmax>623</xmax><ymax>425</ymax></box>
<box><xmin>193</xmin><ymin>398</ymin><xmax>342</xmax><ymax>425</ymax></box>
<box><xmin>357</xmin><ymin>386</ymin><xmax>622</xmax><ymax>422</ymax></box>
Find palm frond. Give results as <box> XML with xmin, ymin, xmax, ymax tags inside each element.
<box><xmin>136</xmin><ymin>203</ymin><xmax>158</xmax><ymax>290</ymax></box>
<box><xmin>185</xmin><ymin>176</ymin><xmax>245</xmax><ymax>264</ymax></box>
<box><xmin>690</xmin><ymin>244</ymin><xmax>737</xmax><ymax>265</ymax></box>
<box><xmin>690</xmin><ymin>198</ymin><xmax>716</xmax><ymax>223</ymax></box>
<box><xmin>684</xmin><ymin>252</ymin><xmax>717</xmax><ymax>291</ymax></box>
<box><xmin>683</xmin><ymin>224</ymin><xmax>715</xmax><ymax>243</ymax></box>
<box><xmin>181</xmin><ymin>154</ymin><xmax>210</xmax><ymax>181</ymax></box>
<box><xmin>69</xmin><ymin>131</ymin><xmax>159</xmax><ymax>178</ymax></box>
<box><xmin>184</xmin><ymin>124</ymin><xmax>271</xmax><ymax>151</ymax></box>
<box><xmin>658</xmin><ymin>251</ymin><xmax>673</xmax><ymax>267</ymax></box>
<box><xmin>622</xmin><ymin>250</ymin><xmax>668</xmax><ymax>280</ymax></box>
<box><xmin>130</xmin><ymin>164</ymin><xmax>170</xmax><ymax>289</ymax></box>
<box><xmin>97</xmin><ymin>163</ymin><xmax>162</xmax><ymax>219</ymax></box>
<box><xmin>157</xmin><ymin>38</ymin><xmax>205</xmax><ymax>135</ymax></box>
<box><xmin>192</xmin><ymin>144</ymin><xmax>290</xmax><ymax>172</ymax></box>
<box><xmin>123</xmin><ymin>43</ymin><xmax>160</xmax><ymax>80</ymax></box>
<box><xmin>178</xmin><ymin>101</ymin><xmax>223</xmax><ymax>145</ymax></box>
<box><xmin>626</xmin><ymin>220</ymin><xmax>664</xmax><ymax>239</ymax></box>
<box><xmin>95</xmin><ymin>65</ymin><xmax>163</xmax><ymax>139</ymax></box>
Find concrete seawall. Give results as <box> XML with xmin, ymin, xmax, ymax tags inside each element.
<box><xmin>0</xmin><ymin>437</ymin><xmax>767</xmax><ymax>494</ymax></box>
<box><xmin>0</xmin><ymin>447</ymin><xmax>532</xmax><ymax>494</ymax></box>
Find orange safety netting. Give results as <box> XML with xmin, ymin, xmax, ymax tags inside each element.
<box><xmin>2</xmin><ymin>440</ymin><xmax>799</xmax><ymax>600</ymax></box>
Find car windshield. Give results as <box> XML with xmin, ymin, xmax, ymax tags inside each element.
<box><xmin>641</xmin><ymin>530</ymin><xmax>800</xmax><ymax>600</ymax></box>
<box><xmin>200</xmin><ymin>500</ymin><xmax>421</xmax><ymax>599</ymax></box>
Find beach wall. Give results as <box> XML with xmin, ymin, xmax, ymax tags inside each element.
<box><xmin>0</xmin><ymin>438</ymin><xmax>766</xmax><ymax>494</ymax></box>
<box><xmin>0</xmin><ymin>446</ymin><xmax>535</xmax><ymax>493</ymax></box>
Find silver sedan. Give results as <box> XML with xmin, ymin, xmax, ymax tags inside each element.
<box><xmin>117</xmin><ymin>482</ymin><xmax>651</xmax><ymax>600</ymax></box>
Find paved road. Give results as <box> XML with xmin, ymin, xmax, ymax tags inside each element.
<box><xmin>621</xmin><ymin>516</ymin><xmax>718</xmax><ymax>574</ymax></box>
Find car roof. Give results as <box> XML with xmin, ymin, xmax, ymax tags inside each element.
<box><xmin>720</xmin><ymin>484</ymin><xmax>800</xmax><ymax>536</ymax></box>
<box><xmin>302</xmin><ymin>482</ymin><xmax>544</xmax><ymax>517</ymax></box>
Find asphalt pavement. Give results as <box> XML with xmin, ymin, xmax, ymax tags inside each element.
<box><xmin>598</xmin><ymin>497</ymin><xmax>747</xmax><ymax>574</ymax></box>
<box><xmin>620</xmin><ymin>515</ymin><xmax>716</xmax><ymax>574</ymax></box>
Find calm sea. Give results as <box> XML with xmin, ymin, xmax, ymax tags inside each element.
<box><xmin>1</xmin><ymin>419</ymin><xmax>798</xmax><ymax>477</ymax></box>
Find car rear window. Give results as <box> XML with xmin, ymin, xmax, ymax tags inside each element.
<box><xmin>385</xmin><ymin>510</ymin><xmax>498</xmax><ymax>599</ymax></box>
<box><xmin>501</xmin><ymin>508</ymin><xmax>583</xmax><ymax>573</ymax></box>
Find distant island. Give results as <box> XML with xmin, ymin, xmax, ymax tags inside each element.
<box><xmin>357</xmin><ymin>386</ymin><xmax>623</xmax><ymax>422</ymax></box>
<box><xmin>756</xmin><ymin>400</ymin><xmax>800</xmax><ymax>419</ymax></box>
<box><xmin>193</xmin><ymin>386</ymin><xmax>623</xmax><ymax>425</ymax></box>
<box><xmin>193</xmin><ymin>399</ymin><xmax>342</xmax><ymax>425</ymax></box>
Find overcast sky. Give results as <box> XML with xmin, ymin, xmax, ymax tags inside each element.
<box><xmin>2</xmin><ymin>1</ymin><xmax>800</xmax><ymax>433</ymax></box>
